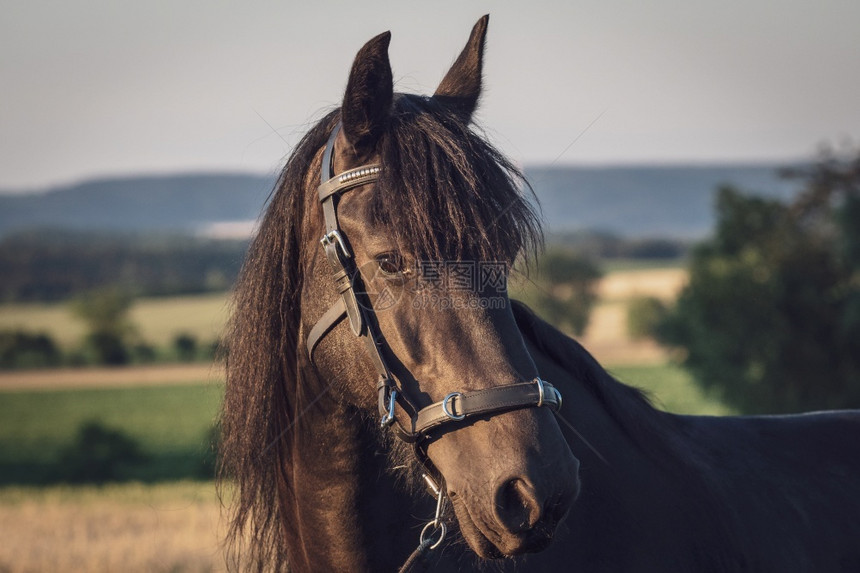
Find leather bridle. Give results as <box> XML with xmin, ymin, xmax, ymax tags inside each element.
<box><xmin>306</xmin><ymin>122</ymin><xmax>563</xmax><ymax>444</ymax></box>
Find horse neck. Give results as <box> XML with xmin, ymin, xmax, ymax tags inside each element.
<box><xmin>286</xmin><ymin>361</ymin><xmax>443</xmax><ymax>572</ymax></box>
<box><xmin>280</xmin><ymin>378</ymin><xmax>372</xmax><ymax>572</ymax></box>
<box><xmin>517</xmin><ymin>308</ymin><xmax>745</xmax><ymax>567</ymax></box>
<box><xmin>512</xmin><ymin>302</ymin><xmax>679</xmax><ymax>470</ymax></box>
<box><xmin>523</xmin><ymin>330</ymin><xmax>675</xmax><ymax>475</ymax></box>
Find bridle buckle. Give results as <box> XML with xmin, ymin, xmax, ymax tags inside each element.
<box><xmin>536</xmin><ymin>377</ymin><xmax>562</xmax><ymax>411</ymax></box>
<box><xmin>320</xmin><ymin>229</ymin><xmax>351</xmax><ymax>259</ymax></box>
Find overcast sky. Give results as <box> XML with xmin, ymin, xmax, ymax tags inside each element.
<box><xmin>2</xmin><ymin>0</ymin><xmax>858</xmax><ymax>191</ymax></box>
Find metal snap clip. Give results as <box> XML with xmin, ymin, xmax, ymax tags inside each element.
<box><xmin>380</xmin><ymin>389</ymin><xmax>397</xmax><ymax>428</ymax></box>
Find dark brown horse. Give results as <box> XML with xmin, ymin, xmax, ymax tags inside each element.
<box><xmin>219</xmin><ymin>16</ymin><xmax>860</xmax><ymax>572</ymax></box>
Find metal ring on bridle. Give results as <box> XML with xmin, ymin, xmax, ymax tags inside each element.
<box><xmin>441</xmin><ymin>392</ymin><xmax>465</xmax><ymax>421</ymax></box>
<box><xmin>536</xmin><ymin>377</ymin><xmax>545</xmax><ymax>408</ymax></box>
<box><xmin>419</xmin><ymin>521</ymin><xmax>448</xmax><ymax>550</ymax></box>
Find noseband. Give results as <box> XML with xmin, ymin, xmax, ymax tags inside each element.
<box><xmin>307</xmin><ymin>122</ymin><xmax>562</xmax><ymax>443</ymax></box>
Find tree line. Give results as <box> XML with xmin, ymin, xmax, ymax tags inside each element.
<box><xmin>1</xmin><ymin>288</ymin><xmax>219</xmax><ymax>369</ymax></box>
<box><xmin>0</xmin><ymin>230</ymin><xmax>248</xmax><ymax>302</ymax></box>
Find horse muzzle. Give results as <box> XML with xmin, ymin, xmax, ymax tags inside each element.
<box><xmin>432</xmin><ymin>408</ymin><xmax>581</xmax><ymax>559</ymax></box>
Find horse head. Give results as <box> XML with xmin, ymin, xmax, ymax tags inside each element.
<box><xmin>301</xmin><ymin>16</ymin><xmax>580</xmax><ymax>559</ymax></box>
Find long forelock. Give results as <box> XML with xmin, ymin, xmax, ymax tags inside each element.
<box><xmin>370</xmin><ymin>95</ymin><xmax>542</xmax><ymax>265</ymax></box>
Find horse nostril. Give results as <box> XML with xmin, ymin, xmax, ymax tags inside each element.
<box><xmin>495</xmin><ymin>478</ymin><xmax>542</xmax><ymax>533</ymax></box>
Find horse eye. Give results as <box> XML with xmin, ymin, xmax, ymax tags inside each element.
<box><xmin>376</xmin><ymin>252</ymin><xmax>405</xmax><ymax>276</ymax></box>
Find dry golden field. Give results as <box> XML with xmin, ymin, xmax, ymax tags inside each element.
<box><xmin>0</xmin><ymin>293</ymin><xmax>229</xmax><ymax>350</ymax></box>
<box><xmin>0</xmin><ymin>482</ymin><xmax>226</xmax><ymax>573</ymax></box>
<box><xmin>578</xmin><ymin>267</ymin><xmax>687</xmax><ymax>366</ymax></box>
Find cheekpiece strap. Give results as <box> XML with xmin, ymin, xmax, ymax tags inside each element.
<box><xmin>309</xmin><ymin>121</ymin><xmax>389</xmax><ymax>373</ymax></box>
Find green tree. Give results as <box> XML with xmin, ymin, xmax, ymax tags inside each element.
<box><xmin>71</xmin><ymin>288</ymin><xmax>136</xmax><ymax>365</ymax></box>
<box><xmin>173</xmin><ymin>332</ymin><xmax>198</xmax><ymax>362</ymax></box>
<box><xmin>658</xmin><ymin>147</ymin><xmax>860</xmax><ymax>413</ymax></box>
<box><xmin>516</xmin><ymin>248</ymin><xmax>602</xmax><ymax>336</ymax></box>
<box><xmin>57</xmin><ymin>420</ymin><xmax>147</xmax><ymax>483</ymax></box>
<box><xmin>0</xmin><ymin>329</ymin><xmax>62</xmax><ymax>369</ymax></box>
<box><xmin>627</xmin><ymin>296</ymin><xmax>668</xmax><ymax>341</ymax></box>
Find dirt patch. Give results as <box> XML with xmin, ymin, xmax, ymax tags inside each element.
<box><xmin>578</xmin><ymin>268</ymin><xmax>688</xmax><ymax>366</ymax></box>
<box><xmin>578</xmin><ymin>303</ymin><xmax>667</xmax><ymax>366</ymax></box>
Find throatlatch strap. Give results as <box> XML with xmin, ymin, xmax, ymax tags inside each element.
<box><xmin>306</xmin><ymin>298</ymin><xmax>347</xmax><ymax>359</ymax></box>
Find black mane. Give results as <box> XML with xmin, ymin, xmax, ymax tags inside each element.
<box><xmin>374</xmin><ymin>94</ymin><xmax>542</xmax><ymax>264</ymax></box>
<box><xmin>219</xmin><ymin>111</ymin><xmax>339</xmax><ymax>570</ymax></box>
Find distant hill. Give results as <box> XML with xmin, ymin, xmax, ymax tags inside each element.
<box><xmin>0</xmin><ymin>173</ymin><xmax>274</xmax><ymax>238</ymax></box>
<box><xmin>0</xmin><ymin>164</ymin><xmax>800</xmax><ymax>239</ymax></box>
<box><xmin>526</xmin><ymin>164</ymin><xmax>798</xmax><ymax>239</ymax></box>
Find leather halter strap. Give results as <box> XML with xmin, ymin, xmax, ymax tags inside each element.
<box><xmin>410</xmin><ymin>378</ymin><xmax>561</xmax><ymax>437</ymax></box>
<box><xmin>306</xmin><ymin>122</ymin><xmax>562</xmax><ymax>442</ymax></box>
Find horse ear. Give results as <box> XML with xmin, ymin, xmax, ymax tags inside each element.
<box><xmin>341</xmin><ymin>31</ymin><xmax>393</xmax><ymax>157</ymax></box>
<box><xmin>433</xmin><ymin>14</ymin><xmax>489</xmax><ymax>123</ymax></box>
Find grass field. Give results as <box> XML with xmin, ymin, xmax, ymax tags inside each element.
<box><xmin>0</xmin><ymin>363</ymin><xmax>725</xmax><ymax>485</ymax></box>
<box><xmin>0</xmin><ymin>382</ymin><xmax>223</xmax><ymax>484</ymax></box>
<box><xmin>0</xmin><ymin>363</ymin><xmax>219</xmax><ymax>391</ymax></box>
<box><xmin>610</xmin><ymin>364</ymin><xmax>733</xmax><ymax>416</ymax></box>
<box><xmin>0</xmin><ymin>360</ymin><xmax>728</xmax><ymax>572</ymax></box>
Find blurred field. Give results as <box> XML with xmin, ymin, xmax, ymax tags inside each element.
<box><xmin>0</xmin><ymin>267</ymin><xmax>686</xmax><ymax>361</ymax></box>
<box><xmin>0</xmin><ymin>292</ymin><xmax>230</xmax><ymax>349</ymax></box>
<box><xmin>0</xmin><ymin>481</ymin><xmax>225</xmax><ymax>573</ymax></box>
<box><xmin>0</xmin><ymin>264</ymin><xmax>715</xmax><ymax>572</ymax></box>
<box><xmin>0</xmin><ymin>363</ymin><xmax>220</xmax><ymax>391</ymax></box>
<box><xmin>0</xmin><ymin>361</ymin><xmax>727</xmax><ymax>572</ymax></box>
<box><xmin>0</xmin><ymin>382</ymin><xmax>223</xmax><ymax>484</ymax></box>
<box><xmin>611</xmin><ymin>364</ymin><xmax>733</xmax><ymax>416</ymax></box>
<box><xmin>595</xmin><ymin>267</ymin><xmax>686</xmax><ymax>303</ymax></box>
<box><xmin>575</xmin><ymin>267</ymin><xmax>686</xmax><ymax>366</ymax></box>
